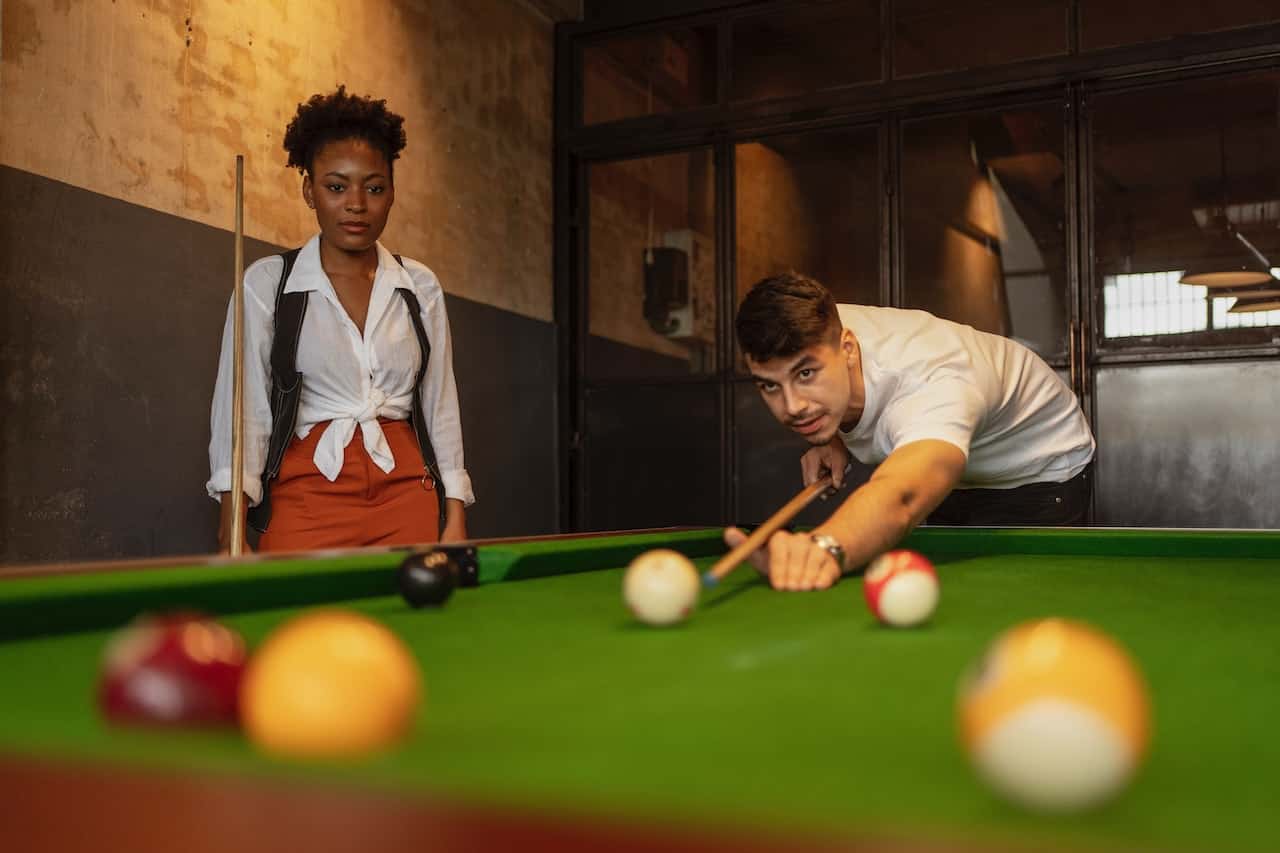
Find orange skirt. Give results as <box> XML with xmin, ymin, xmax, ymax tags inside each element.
<box><xmin>258</xmin><ymin>418</ymin><xmax>439</xmax><ymax>552</ymax></box>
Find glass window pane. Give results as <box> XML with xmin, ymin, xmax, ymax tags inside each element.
<box><xmin>901</xmin><ymin>104</ymin><xmax>1069</xmax><ymax>359</ymax></box>
<box><xmin>582</xmin><ymin>27</ymin><xmax>717</xmax><ymax>125</ymax></box>
<box><xmin>587</xmin><ymin>150</ymin><xmax>717</xmax><ymax>380</ymax></box>
<box><xmin>1081</xmin><ymin>0</ymin><xmax>1280</xmax><ymax>51</ymax></box>
<box><xmin>1091</xmin><ymin>73</ymin><xmax>1280</xmax><ymax>347</ymax></box>
<box><xmin>894</xmin><ymin>0</ymin><xmax>1068</xmax><ymax>78</ymax></box>
<box><xmin>730</xmin><ymin>1</ymin><xmax>880</xmax><ymax>102</ymax></box>
<box><xmin>734</xmin><ymin>128</ymin><xmax>881</xmax><ymax>368</ymax></box>
<box><xmin>1101</xmin><ymin>272</ymin><xmax>1209</xmax><ymax>338</ymax></box>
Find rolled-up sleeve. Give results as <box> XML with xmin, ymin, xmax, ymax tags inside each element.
<box><xmin>206</xmin><ymin>259</ymin><xmax>279</xmax><ymax>504</ymax></box>
<box><xmin>417</xmin><ymin>280</ymin><xmax>475</xmax><ymax>507</ymax></box>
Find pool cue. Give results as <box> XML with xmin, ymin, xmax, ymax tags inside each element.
<box><xmin>229</xmin><ymin>155</ymin><xmax>247</xmax><ymax>556</ymax></box>
<box><xmin>701</xmin><ymin>474</ymin><xmax>838</xmax><ymax>587</ymax></box>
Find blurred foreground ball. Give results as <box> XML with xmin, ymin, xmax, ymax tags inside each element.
<box><xmin>240</xmin><ymin>610</ymin><xmax>422</xmax><ymax>758</ymax></box>
<box><xmin>98</xmin><ymin>612</ymin><xmax>246</xmax><ymax>727</ymax></box>
<box><xmin>958</xmin><ymin>618</ymin><xmax>1150</xmax><ymax>813</ymax></box>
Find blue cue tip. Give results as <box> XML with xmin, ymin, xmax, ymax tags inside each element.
<box><xmin>701</xmin><ymin>572</ymin><xmax>720</xmax><ymax>588</ymax></box>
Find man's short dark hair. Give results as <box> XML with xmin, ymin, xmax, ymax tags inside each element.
<box><xmin>736</xmin><ymin>272</ymin><xmax>841</xmax><ymax>363</ymax></box>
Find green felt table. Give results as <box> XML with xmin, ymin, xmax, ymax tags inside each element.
<box><xmin>1</xmin><ymin>527</ymin><xmax>1277</xmax><ymax>853</ymax></box>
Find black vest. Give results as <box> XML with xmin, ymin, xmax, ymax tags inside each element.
<box><xmin>246</xmin><ymin>249</ymin><xmax>447</xmax><ymax>534</ymax></box>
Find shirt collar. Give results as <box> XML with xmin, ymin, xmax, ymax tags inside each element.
<box><xmin>282</xmin><ymin>235</ymin><xmax>410</xmax><ymax>294</ymax></box>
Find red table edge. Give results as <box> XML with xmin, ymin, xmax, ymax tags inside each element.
<box><xmin>0</xmin><ymin>752</ymin><xmax>1010</xmax><ymax>853</ymax></box>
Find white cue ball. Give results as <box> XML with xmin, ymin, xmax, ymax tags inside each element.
<box><xmin>622</xmin><ymin>549</ymin><xmax>700</xmax><ymax>627</ymax></box>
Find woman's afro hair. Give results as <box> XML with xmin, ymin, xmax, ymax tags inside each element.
<box><xmin>282</xmin><ymin>85</ymin><xmax>407</xmax><ymax>177</ymax></box>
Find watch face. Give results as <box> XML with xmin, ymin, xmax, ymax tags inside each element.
<box><xmin>811</xmin><ymin>535</ymin><xmax>844</xmax><ymax>565</ymax></box>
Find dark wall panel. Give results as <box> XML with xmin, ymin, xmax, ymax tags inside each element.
<box><xmin>1</xmin><ymin>167</ymin><xmax>555</xmax><ymax>564</ymax></box>
<box><xmin>581</xmin><ymin>382</ymin><xmax>721</xmax><ymax>529</ymax></box>
<box><xmin>1094</xmin><ymin>361</ymin><xmax>1280</xmax><ymax>528</ymax></box>
<box><xmin>585</xmin><ymin>333</ymin><xmax>691</xmax><ymax>380</ymax></box>
<box><xmin>446</xmin><ymin>296</ymin><xmax>557</xmax><ymax>539</ymax></box>
<box><xmin>0</xmin><ymin>166</ymin><xmax>266</xmax><ymax>562</ymax></box>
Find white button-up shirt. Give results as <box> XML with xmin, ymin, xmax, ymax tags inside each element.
<box><xmin>207</xmin><ymin>235</ymin><xmax>474</xmax><ymax>506</ymax></box>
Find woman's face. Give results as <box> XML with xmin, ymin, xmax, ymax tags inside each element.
<box><xmin>302</xmin><ymin>138</ymin><xmax>395</xmax><ymax>254</ymax></box>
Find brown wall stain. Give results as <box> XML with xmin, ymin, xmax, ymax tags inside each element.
<box><xmin>1</xmin><ymin>0</ymin><xmax>44</xmax><ymax>61</ymax></box>
<box><xmin>0</xmin><ymin>0</ymin><xmax>554</xmax><ymax>321</ymax></box>
<box><xmin>108</xmin><ymin>136</ymin><xmax>151</xmax><ymax>190</ymax></box>
<box><xmin>168</xmin><ymin>164</ymin><xmax>211</xmax><ymax>216</ymax></box>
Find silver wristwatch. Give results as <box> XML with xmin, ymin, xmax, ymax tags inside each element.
<box><xmin>809</xmin><ymin>533</ymin><xmax>846</xmax><ymax>573</ymax></box>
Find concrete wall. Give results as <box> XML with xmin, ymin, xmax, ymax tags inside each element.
<box><xmin>1</xmin><ymin>0</ymin><xmax>560</xmax><ymax>563</ymax></box>
<box><xmin>1</xmin><ymin>0</ymin><xmax>554</xmax><ymax>320</ymax></box>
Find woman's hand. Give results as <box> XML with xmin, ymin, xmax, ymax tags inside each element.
<box><xmin>217</xmin><ymin>493</ymin><xmax>253</xmax><ymax>555</ymax></box>
<box><xmin>440</xmin><ymin>499</ymin><xmax>468</xmax><ymax>543</ymax></box>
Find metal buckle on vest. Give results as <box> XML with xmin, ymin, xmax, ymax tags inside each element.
<box><xmin>421</xmin><ymin>473</ymin><xmax>435</xmax><ymax>491</ymax></box>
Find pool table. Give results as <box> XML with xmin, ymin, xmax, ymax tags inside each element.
<box><xmin>1</xmin><ymin>526</ymin><xmax>1277</xmax><ymax>852</ymax></box>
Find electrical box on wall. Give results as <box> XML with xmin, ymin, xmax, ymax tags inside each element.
<box><xmin>643</xmin><ymin>246</ymin><xmax>691</xmax><ymax>337</ymax></box>
<box><xmin>642</xmin><ymin>228</ymin><xmax>715</xmax><ymax>340</ymax></box>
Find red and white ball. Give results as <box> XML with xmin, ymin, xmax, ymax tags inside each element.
<box><xmin>623</xmin><ymin>549</ymin><xmax>700</xmax><ymax>627</ymax></box>
<box><xmin>863</xmin><ymin>549</ymin><xmax>939</xmax><ymax>627</ymax></box>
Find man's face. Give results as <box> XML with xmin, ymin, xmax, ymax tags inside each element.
<box><xmin>747</xmin><ymin>332</ymin><xmax>855</xmax><ymax>446</ymax></box>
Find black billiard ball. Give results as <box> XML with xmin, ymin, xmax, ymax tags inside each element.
<box><xmin>397</xmin><ymin>550</ymin><xmax>457</xmax><ymax>608</ymax></box>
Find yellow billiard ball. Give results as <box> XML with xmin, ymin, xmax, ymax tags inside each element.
<box><xmin>958</xmin><ymin>618</ymin><xmax>1151</xmax><ymax>813</ymax></box>
<box><xmin>240</xmin><ymin>610</ymin><xmax>422</xmax><ymax>758</ymax></box>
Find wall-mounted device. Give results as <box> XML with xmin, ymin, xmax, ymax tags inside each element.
<box><xmin>643</xmin><ymin>246</ymin><xmax>691</xmax><ymax>337</ymax></box>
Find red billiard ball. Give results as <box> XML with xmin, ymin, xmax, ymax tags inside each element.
<box><xmin>97</xmin><ymin>612</ymin><xmax>247</xmax><ymax>727</ymax></box>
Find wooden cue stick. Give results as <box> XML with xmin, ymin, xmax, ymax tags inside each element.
<box><xmin>702</xmin><ymin>475</ymin><xmax>836</xmax><ymax>586</ymax></box>
<box><xmin>229</xmin><ymin>155</ymin><xmax>246</xmax><ymax>556</ymax></box>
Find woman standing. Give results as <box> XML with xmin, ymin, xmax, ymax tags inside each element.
<box><xmin>208</xmin><ymin>87</ymin><xmax>472</xmax><ymax>552</ymax></box>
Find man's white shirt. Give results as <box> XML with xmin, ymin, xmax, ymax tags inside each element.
<box><xmin>838</xmin><ymin>304</ymin><xmax>1094</xmax><ymax>489</ymax></box>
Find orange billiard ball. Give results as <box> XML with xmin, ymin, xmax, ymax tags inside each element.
<box><xmin>239</xmin><ymin>610</ymin><xmax>422</xmax><ymax>758</ymax></box>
